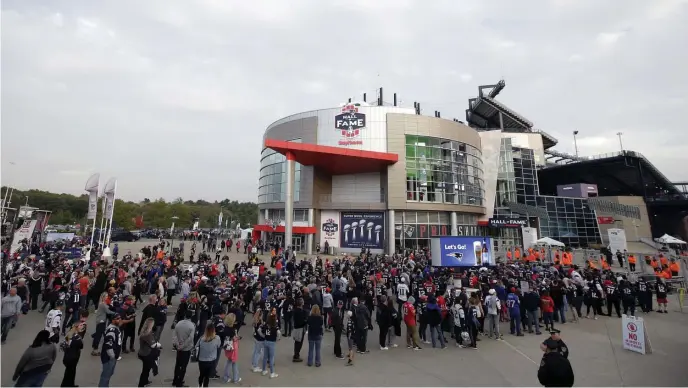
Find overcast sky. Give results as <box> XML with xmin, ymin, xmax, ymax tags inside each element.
<box><xmin>2</xmin><ymin>0</ymin><xmax>687</xmax><ymax>202</ymax></box>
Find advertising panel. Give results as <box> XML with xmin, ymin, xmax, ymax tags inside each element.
<box><xmin>608</xmin><ymin>228</ymin><xmax>628</xmax><ymax>252</ymax></box>
<box><xmin>340</xmin><ymin>211</ymin><xmax>385</xmax><ymax>249</ymax></box>
<box><xmin>319</xmin><ymin>210</ymin><xmax>341</xmax><ymax>248</ymax></box>
<box><xmin>430</xmin><ymin>236</ymin><xmax>494</xmax><ymax>267</ymax></box>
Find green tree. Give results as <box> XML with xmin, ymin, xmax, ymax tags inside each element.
<box><xmin>1</xmin><ymin>186</ymin><xmax>259</xmax><ymax>230</ymax></box>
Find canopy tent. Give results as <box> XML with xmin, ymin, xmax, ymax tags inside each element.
<box><xmin>535</xmin><ymin>237</ymin><xmax>565</xmax><ymax>247</ymax></box>
<box><xmin>655</xmin><ymin>234</ymin><xmax>687</xmax><ymax>245</ymax></box>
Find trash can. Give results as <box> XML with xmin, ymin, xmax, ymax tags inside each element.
<box><xmin>328</xmin><ymin>246</ymin><xmax>334</xmax><ymax>255</ymax></box>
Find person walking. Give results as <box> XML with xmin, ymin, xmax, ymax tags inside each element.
<box><xmin>137</xmin><ymin>318</ymin><xmax>162</xmax><ymax>387</ymax></box>
<box><xmin>172</xmin><ymin>310</ymin><xmax>196</xmax><ymax>388</ymax></box>
<box><xmin>307</xmin><ymin>305</ymin><xmax>324</xmax><ymax>367</ymax></box>
<box><xmin>12</xmin><ymin>330</ymin><xmax>57</xmax><ymax>387</ymax></box>
<box><xmin>92</xmin><ymin>293</ymin><xmax>116</xmax><ymax>356</ymax></box>
<box><xmin>1</xmin><ymin>287</ymin><xmax>23</xmax><ymax>344</ymax></box>
<box><xmin>195</xmin><ymin>322</ymin><xmax>221</xmax><ymax>387</ymax></box>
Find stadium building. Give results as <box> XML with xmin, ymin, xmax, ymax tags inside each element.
<box><xmin>254</xmin><ymin>84</ymin><xmax>687</xmax><ymax>255</ymax></box>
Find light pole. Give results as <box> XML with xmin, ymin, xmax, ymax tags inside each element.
<box><xmin>616</xmin><ymin>132</ymin><xmax>624</xmax><ymax>152</ymax></box>
<box><xmin>573</xmin><ymin>130</ymin><xmax>579</xmax><ymax>157</ymax></box>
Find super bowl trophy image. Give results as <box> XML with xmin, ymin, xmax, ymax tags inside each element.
<box><xmin>344</xmin><ymin>224</ymin><xmax>351</xmax><ymax>242</ymax></box>
<box><xmin>351</xmin><ymin>222</ymin><xmax>358</xmax><ymax>240</ymax></box>
<box><xmin>359</xmin><ymin>219</ymin><xmax>366</xmax><ymax>237</ymax></box>
<box><xmin>366</xmin><ymin>222</ymin><xmax>374</xmax><ymax>240</ymax></box>
<box><xmin>374</xmin><ymin>225</ymin><xmax>382</xmax><ymax>244</ymax></box>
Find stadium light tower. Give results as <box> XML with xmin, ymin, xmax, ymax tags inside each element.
<box><xmin>616</xmin><ymin>132</ymin><xmax>624</xmax><ymax>152</ymax></box>
<box><xmin>573</xmin><ymin>130</ymin><xmax>579</xmax><ymax>157</ymax></box>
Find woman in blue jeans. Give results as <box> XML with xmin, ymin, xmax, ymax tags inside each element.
<box><xmin>307</xmin><ymin>305</ymin><xmax>324</xmax><ymax>367</ymax></box>
<box><xmin>250</xmin><ymin>313</ymin><xmax>264</xmax><ymax>372</ymax></box>
<box><xmin>261</xmin><ymin>313</ymin><xmax>280</xmax><ymax>379</ymax></box>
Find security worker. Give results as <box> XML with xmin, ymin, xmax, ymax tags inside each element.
<box><xmin>538</xmin><ymin>338</ymin><xmax>575</xmax><ymax>387</ymax></box>
<box><xmin>539</xmin><ymin>329</ymin><xmax>569</xmax><ymax>358</ymax></box>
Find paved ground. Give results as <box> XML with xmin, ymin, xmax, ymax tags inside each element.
<box><xmin>1</xmin><ymin>239</ymin><xmax>687</xmax><ymax>386</ymax></box>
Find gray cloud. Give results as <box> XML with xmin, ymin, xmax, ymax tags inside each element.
<box><xmin>2</xmin><ymin>0</ymin><xmax>687</xmax><ymax>202</ymax></box>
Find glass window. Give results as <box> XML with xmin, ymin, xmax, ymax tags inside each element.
<box><xmin>405</xmin><ymin>135</ymin><xmax>483</xmax><ymax>207</ymax></box>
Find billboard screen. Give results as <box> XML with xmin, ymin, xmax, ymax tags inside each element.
<box><xmin>340</xmin><ymin>211</ymin><xmax>385</xmax><ymax>250</ymax></box>
<box><xmin>430</xmin><ymin>236</ymin><xmax>494</xmax><ymax>267</ymax></box>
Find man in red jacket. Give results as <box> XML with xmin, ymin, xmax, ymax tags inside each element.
<box><xmin>402</xmin><ymin>296</ymin><xmax>421</xmax><ymax>350</ymax></box>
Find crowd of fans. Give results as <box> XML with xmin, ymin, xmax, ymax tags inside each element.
<box><xmin>2</xmin><ymin>234</ymin><xmax>682</xmax><ymax>387</ymax></box>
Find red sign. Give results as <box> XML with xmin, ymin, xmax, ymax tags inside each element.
<box><xmin>597</xmin><ymin>216</ymin><xmax>615</xmax><ymax>224</ymax></box>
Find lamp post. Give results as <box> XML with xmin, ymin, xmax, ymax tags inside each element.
<box><xmin>573</xmin><ymin>130</ymin><xmax>579</xmax><ymax>157</ymax></box>
<box><xmin>616</xmin><ymin>132</ymin><xmax>624</xmax><ymax>152</ymax></box>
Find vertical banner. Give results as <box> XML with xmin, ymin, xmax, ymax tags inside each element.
<box><xmin>319</xmin><ymin>210</ymin><xmax>341</xmax><ymax>248</ymax></box>
<box><xmin>103</xmin><ymin>178</ymin><xmax>117</xmax><ymax>246</ymax></box>
<box><xmin>218</xmin><ymin>211</ymin><xmax>223</xmax><ymax>228</ymax></box>
<box><xmin>339</xmin><ymin>211</ymin><xmax>385</xmax><ymax>249</ymax></box>
<box><xmin>85</xmin><ymin>173</ymin><xmax>100</xmax><ymax>220</ymax></box>
<box><xmin>87</xmin><ymin>191</ymin><xmax>98</xmax><ymax>219</ymax></box>
<box><xmin>105</xmin><ymin>192</ymin><xmax>115</xmax><ymax>219</ymax></box>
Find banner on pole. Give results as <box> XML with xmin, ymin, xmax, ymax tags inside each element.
<box><xmin>105</xmin><ymin>193</ymin><xmax>115</xmax><ymax>219</ymax></box>
<box><xmin>87</xmin><ymin>191</ymin><xmax>98</xmax><ymax>219</ymax></box>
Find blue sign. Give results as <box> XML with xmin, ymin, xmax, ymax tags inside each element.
<box><xmin>430</xmin><ymin>236</ymin><xmax>493</xmax><ymax>267</ymax></box>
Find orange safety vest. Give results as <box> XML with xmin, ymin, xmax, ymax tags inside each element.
<box><xmin>589</xmin><ymin>261</ymin><xmax>598</xmax><ymax>269</ymax></box>
<box><xmin>507</xmin><ymin>251</ymin><xmax>512</xmax><ymax>260</ymax></box>
<box><xmin>661</xmin><ymin>269</ymin><xmax>672</xmax><ymax>279</ymax></box>
<box><xmin>670</xmin><ymin>262</ymin><xmax>680</xmax><ymax>274</ymax></box>
<box><xmin>628</xmin><ymin>255</ymin><xmax>636</xmax><ymax>264</ymax></box>
<box><xmin>660</xmin><ymin>257</ymin><xmax>669</xmax><ymax>266</ymax></box>
<box><xmin>515</xmin><ymin>249</ymin><xmax>521</xmax><ymax>259</ymax></box>
<box><xmin>650</xmin><ymin>259</ymin><xmax>659</xmax><ymax>269</ymax></box>
<box><xmin>602</xmin><ymin>260</ymin><xmax>610</xmax><ymax>270</ymax></box>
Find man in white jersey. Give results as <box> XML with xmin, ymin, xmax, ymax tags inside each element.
<box><xmin>45</xmin><ymin>299</ymin><xmax>64</xmax><ymax>343</ymax></box>
<box><xmin>396</xmin><ymin>278</ymin><xmax>409</xmax><ymax>306</ymax></box>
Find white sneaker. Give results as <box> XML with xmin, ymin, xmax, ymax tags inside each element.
<box><xmin>391</xmin><ymin>344</ymin><xmax>398</xmax><ymax>348</ymax></box>
<box><xmin>270</xmin><ymin>373</ymin><xmax>278</xmax><ymax>379</ymax></box>
<box><xmin>252</xmin><ymin>367</ymin><xmax>261</xmax><ymax>373</ymax></box>
<box><xmin>233</xmin><ymin>378</ymin><xmax>242</xmax><ymax>384</ymax></box>
<box><xmin>380</xmin><ymin>346</ymin><xmax>388</xmax><ymax>350</ymax></box>
<box><xmin>423</xmin><ymin>341</ymin><xmax>431</xmax><ymax>344</ymax></box>
<box><xmin>261</xmin><ymin>370</ymin><xmax>268</xmax><ymax>376</ymax></box>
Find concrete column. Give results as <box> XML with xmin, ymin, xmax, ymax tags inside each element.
<box><xmin>388</xmin><ymin>210</ymin><xmax>395</xmax><ymax>254</ymax></box>
<box><xmin>451</xmin><ymin>212</ymin><xmax>458</xmax><ymax>236</ymax></box>
<box><xmin>285</xmin><ymin>152</ymin><xmax>295</xmax><ymax>251</ymax></box>
<box><xmin>264</xmin><ymin>209</ymin><xmax>269</xmax><ymax>222</ymax></box>
<box><xmin>307</xmin><ymin>208</ymin><xmax>314</xmax><ymax>256</ymax></box>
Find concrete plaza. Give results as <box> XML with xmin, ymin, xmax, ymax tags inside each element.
<box><xmin>1</xmin><ymin>240</ymin><xmax>686</xmax><ymax>386</ymax></box>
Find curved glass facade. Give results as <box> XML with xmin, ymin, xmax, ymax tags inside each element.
<box><xmin>405</xmin><ymin>135</ymin><xmax>484</xmax><ymax>206</ymax></box>
<box><xmin>258</xmin><ymin>147</ymin><xmax>301</xmax><ymax>204</ymax></box>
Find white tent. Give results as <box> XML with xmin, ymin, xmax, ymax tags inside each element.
<box><xmin>655</xmin><ymin>234</ymin><xmax>687</xmax><ymax>245</ymax></box>
<box><xmin>535</xmin><ymin>237</ymin><xmax>565</xmax><ymax>247</ymax></box>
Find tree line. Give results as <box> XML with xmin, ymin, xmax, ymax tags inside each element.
<box><xmin>1</xmin><ymin>187</ymin><xmax>259</xmax><ymax>231</ymax></box>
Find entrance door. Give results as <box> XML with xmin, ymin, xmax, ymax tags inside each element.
<box><xmin>275</xmin><ymin>235</ymin><xmax>283</xmax><ymax>248</ymax></box>
<box><xmin>292</xmin><ymin>236</ymin><xmax>302</xmax><ymax>252</ymax></box>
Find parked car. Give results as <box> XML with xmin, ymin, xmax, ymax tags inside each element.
<box><xmin>111</xmin><ymin>230</ymin><xmax>138</xmax><ymax>242</ymax></box>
